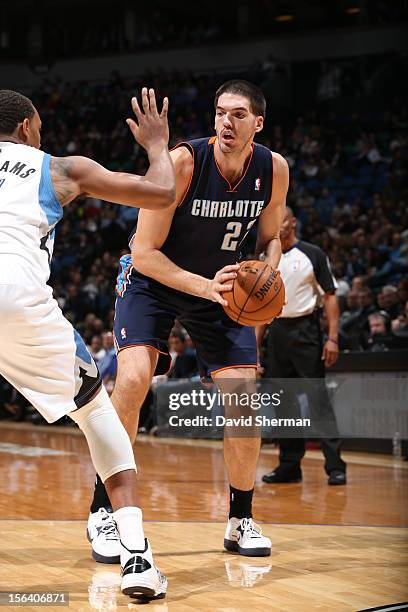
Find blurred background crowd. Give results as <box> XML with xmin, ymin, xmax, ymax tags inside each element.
<box><xmin>3</xmin><ymin>0</ymin><xmax>407</xmax><ymax>60</ymax></box>
<box><xmin>0</xmin><ymin>19</ymin><xmax>407</xmax><ymax>423</ymax></box>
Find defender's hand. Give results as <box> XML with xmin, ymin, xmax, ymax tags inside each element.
<box><xmin>126</xmin><ymin>88</ymin><xmax>169</xmax><ymax>153</ymax></box>
<box><xmin>203</xmin><ymin>264</ymin><xmax>240</xmax><ymax>306</ymax></box>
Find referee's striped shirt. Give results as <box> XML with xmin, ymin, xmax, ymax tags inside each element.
<box><xmin>278</xmin><ymin>241</ymin><xmax>338</xmax><ymax>319</ymax></box>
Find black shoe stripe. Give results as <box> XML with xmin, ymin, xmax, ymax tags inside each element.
<box><xmin>122</xmin><ymin>555</ymin><xmax>151</xmax><ymax>576</ymax></box>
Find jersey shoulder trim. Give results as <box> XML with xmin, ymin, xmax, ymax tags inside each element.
<box><xmin>171</xmin><ymin>142</ymin><xmax>195</xmax><ymax>208</ymax></box>
<box><xmin>39</xmin><ymin>153</ymin><xmax>63</xmax><ymax>227</ymax></box>
<box><xmin>260</xmin><ymin>148</ymin><xmax>274</xmax><ymax>210</ymax></box>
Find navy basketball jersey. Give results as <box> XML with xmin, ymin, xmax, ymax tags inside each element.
<box><xmin>160</xmin><ymin>137</ymin><xmax>273</xmax><ymax>278</ymax></box>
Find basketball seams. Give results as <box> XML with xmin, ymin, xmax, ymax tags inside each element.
<box><xmin>240</xmin><ymin>281</ymin><xmax>285</xmax><ymax>321</ymax></box>
<box><xmin>235</xmin><ymin>263</ymin><xmax>271</xmax><ymax>324</ymax></box>
<box><xmin>230</xmin><ymin>265</ymin><xmax>259</xmax><ymax>312</ymax></box>
<box><xmin>224</xmin><ymin>283</ymin><xmax>284</xmax><ymax>323</ymax></box>
<box><xmin>241</xmin><ymin>273</ymin><xmax>284</xmax><ymax>313</ymax></box>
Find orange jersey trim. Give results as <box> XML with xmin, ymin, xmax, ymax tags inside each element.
<box><xmin>115</xmin><ymin>342</ymin><xmax>172</xmax><ymax>376</ymax></box>
<box><xmin>170</xmin><ymin>141</ymin><xmax>195</xmax><ymax>208</ymax></box>
<box><xmin>211</xmin><ymin>138</ymin><xmax>255</xmax><ymax>193</ymax></box>
<box><xmin>117</xmin><ymin>342</ymin><xmax>169</xmax><ymax>357</ymax></box>
<box><xmin>263</xmin><ymin>151</ymin><xmax>275</xmax><ymax>210</ymax></box>
<box><xmin>211</xmin><ymin>364</ymin><xmax>257</xmax><ymax>377</ymax></box>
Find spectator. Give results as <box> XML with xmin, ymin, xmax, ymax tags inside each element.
<box><xmin>88</xmin><ymin>335</ymin><xmax>106</xmax><ymax>362</ymax></box>
<box><xmin>377</xmin><ymin>285</ymin><xmax>403</xmax><ymax>319</ymax></box>
<box><xmin>364</xmin><ymin>312</ymin><xmax>392</xmax><ymax>352</ymax></box>
<box><xmin>168</xmin><ymin>331</ymin><xmax>198</xmax><ymax>379</ymax></box>
<box><xmin>397</xmin><ymin>279</ymin><xmax>408</xmax><ymax>306</ymax></box>
<box><xmin>351</xmin><ymin>276</ymin><xmax>369</xmax><ymax>291</ymax></box>
<box><xmin>97</xmin><ymin>332</ymin><xmax>117</xmax><ymax>382</ymax></box>
<box><xmin>341</xmin><ymin>288</ymin><xmax>376</xmax><ymax>347</ymax></box>
<box><xmin>392</xmin><ymin>301</ymin><xmax>408</xmax><ymax>336</ymax></box>
<box><xmin>340</xmin><ymin>289</ymin><xmax>360</xmax><ymax>323</ymax></box>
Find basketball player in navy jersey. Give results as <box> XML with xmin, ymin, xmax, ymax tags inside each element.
<box><xmin>88</xmin><ymin>80</ymin><xmax>289</xmax><ymax>560</ymax></box>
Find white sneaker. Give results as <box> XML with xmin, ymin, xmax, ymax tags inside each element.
<box><xmin>224</xmin><ymin>517</ymin><xmax>271</xmax><ymax>557</ymax></box>
<box><xmin>87</xmin><ymin>507</ymin><xmax>121</xmax><ymax>564</ymax></box>
<box><xmin>121</xmin><ymin>538</ymin><xmax>167</xmax><ymax>600</ymax></box>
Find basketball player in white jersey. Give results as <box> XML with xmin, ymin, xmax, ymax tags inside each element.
<box><xmin>0</xmin><ymin>88</ymin><xmax>175</xmax><ymax>600</ymax></box>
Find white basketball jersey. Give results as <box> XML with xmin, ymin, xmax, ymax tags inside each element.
<box><xmin>0</xmin><ymin>141</ymin><xmax>63</xmax><ymax>284</ymax></box>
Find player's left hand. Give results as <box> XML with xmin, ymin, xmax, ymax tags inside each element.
<box><xmin>322</xmin><ymin>339</ymin><xmax>339</xmax><ymax>368</ymax></box>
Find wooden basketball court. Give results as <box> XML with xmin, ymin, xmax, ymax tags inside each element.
<box><xmin>1</xmin><ymin>422</ymin><xmax>407</xmax><ymax>611</ymax></box>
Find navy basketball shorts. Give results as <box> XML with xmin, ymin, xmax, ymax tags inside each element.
<box><xmin>114</xmin><ymin>258</ymin><xmax>257</xmax><ymax>377</ymax></box>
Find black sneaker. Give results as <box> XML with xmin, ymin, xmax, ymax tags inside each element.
<box><xmin>328</xmin><ymin>470</ymin><xmax>347</xmax><ymax>486</ymax></box>
<box><xmin>262</xmin><ymin>469</ymin><xmax>302</xmax><ymax>484</ymax></box>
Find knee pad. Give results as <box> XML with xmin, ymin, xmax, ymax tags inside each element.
<box><xmin>70</xmin><ymin>386</ymin><xmax>136</xmax><ymax>482</ymax></box>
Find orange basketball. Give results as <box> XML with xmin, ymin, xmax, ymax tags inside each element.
<box><xmin>223</xmin><ymin>260</ymin><xmax>285</xmax><ymax>326</ymax></box>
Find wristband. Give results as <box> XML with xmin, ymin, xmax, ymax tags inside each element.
<box><xmin>328</xmin><ymin>337</ymin><xmax>338</xmax><ymax>345</ymax></box>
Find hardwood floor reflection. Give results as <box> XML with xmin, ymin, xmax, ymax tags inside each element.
<box><xmin>0</xmin><ymin>423</ymin><xmax>406</xmax><ymax>526</ymax></box>
<box><xmin>1</xmin><ymin>423</ymin><xmax>407</xmax><ymax>611</ymax></box>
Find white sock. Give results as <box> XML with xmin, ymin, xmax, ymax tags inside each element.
<box><xmin>115</xmin><ymin>506</ymin><xmax>145</xmax><ymax>551</ymax></box>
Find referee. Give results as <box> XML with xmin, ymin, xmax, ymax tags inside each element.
<box><xmin>258</xmin><ymin>207</ymin><xmax>346</xmax><ymax>486</ymax></box>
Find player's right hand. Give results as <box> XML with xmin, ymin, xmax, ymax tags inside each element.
<box><xmin>126</xmin><ymin>88</ymin><xmax>169</xmax><ymax>154</ymax></box>
<box><xmin>203</xmin><ymin>264</ymin><xmax>239</xmax><ymax>307</ymax></box>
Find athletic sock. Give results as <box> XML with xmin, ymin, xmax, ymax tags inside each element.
<box><xmin>115</xmin><ymin>506</ymin><xmax>145</xmax><ymax>551</ymax></box>
<box><xmin>90</xmin><ymin>474</ymin><xmax>112</xmax><ymax>513</ymax></box>
<box><xmin>229</xmin><ymin>485</ymin><xmax>254</xmax><ymax>519</ymax></box>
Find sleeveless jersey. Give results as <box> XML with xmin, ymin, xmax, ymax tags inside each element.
<box><xmin>128</xmin><ymin>136</ymin><xmax>273</xmax><ymax>280</ymax></box>
<box><xmin>162</xmin><ymin>137</ymin><xmax>273</xmax><ymax>278</ymax></box>
<box><xmin>0</xmin><ymin>141</ymin><xmax>62</xmax><ymax>284</ymax></box>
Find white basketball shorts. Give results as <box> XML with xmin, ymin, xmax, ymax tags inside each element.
<box><xmin>0</xmin><ymin>283</ymin><xmax>101</xmax><ymax>423</ymax></box>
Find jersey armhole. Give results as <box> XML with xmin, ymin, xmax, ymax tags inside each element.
<box><xmin>261</xmin><ymin>150</ymin><xmax>274</xmax><ymax>211</ymax></box>
<box><xmin>170</xmin><ymin>142</ymin><xmax>194</xmax><ymax>208</ymax></box>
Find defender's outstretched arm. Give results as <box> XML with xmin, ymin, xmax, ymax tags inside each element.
<box><xmin>50</xmin><ymin>88</ymin><xmax>176</xmax><ymax>209</ymax></box>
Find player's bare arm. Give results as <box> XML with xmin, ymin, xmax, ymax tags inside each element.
<box><xmin>255</xmin><ymin>152</ymin><xmax>289</xmax><ymax>269</ymax></box>
<box><xmin>50</xmin><ymin>88</ymin><xmax>175</xmax><ymax>209</ymax></box>
<box><xmin>132</xmin><ymin>146</ymin><xmax>238</xmax><ymax>306</ymax></box>
<box><xmin>254</xmin><ymin>153</ymin><xmax>289</xmax><ymax>351</ymax></box>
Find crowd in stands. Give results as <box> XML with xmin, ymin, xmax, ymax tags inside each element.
<box><xmin>1</xmin><ymin>52</ymin><xmax>407</xmax><ymax>423</ymax></box>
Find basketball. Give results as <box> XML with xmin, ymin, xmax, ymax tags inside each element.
<box><xmin>223</xmin><ymin>260</ymin><xmax>285</xmax><ymax>326</ymax></box>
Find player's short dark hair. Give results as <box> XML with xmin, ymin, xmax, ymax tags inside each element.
<box><xmin>0</xmin><ymin>90</ymin><xmax>35</xmax><ymax>135</ymax></box>
<box><xmin>214</xmin><ymin>80</ymin><xmax>266</xmax><ymax>118</ymax></box>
